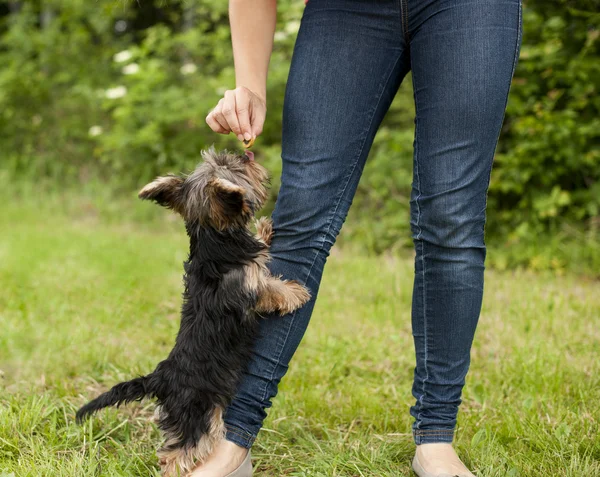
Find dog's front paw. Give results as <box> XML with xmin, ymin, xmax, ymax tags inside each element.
<box><xmin>278</xmin><ymin>280</ymin><xmax>311</xmax><ymax>315</ymax></box>
<box><xmin>255</xmin><ymin>216</ymin><xmax>274</xmax><ymax>245</ymax></box>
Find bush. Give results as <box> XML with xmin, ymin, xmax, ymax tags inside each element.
<box><xmin>0</xmin><ymin>0</ymin><xmax>597</xmax><ymax>273</ymax></box>
<box><xmin>489</xmin><ymin>1</ymin><xmax>600</xmax><ymax>239</ymax></box>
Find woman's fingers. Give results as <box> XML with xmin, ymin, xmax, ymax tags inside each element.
<box><xmin>222</xmin><ymin>90</ymin><xmax>243</xmax><ymax>140</ymax></box>
<box><xmin>206</xmin><ymin>115</ymin><xmax>228</xmax><ymax>134</ymax></box>
<box><xmin>251</xmin><ymin>102</ymin><xmax>266</xmax><ymax>137</ymax></box>
<box><xmin>213</xmin><ymin>99</ymin><xmax>231</xmax><ymax>132</ymax></box>
<box><xmin>206</xmin><ymin>87</ymin><xmax>267</xmax><ymax>140</ymax></box>
<box><xmin>206</xmin><ymin>100</ymin><xmax>229</xmax><ymax>134</ymax></box>
<box><xmin>235</xmin><ymin>88</ymin><xmax>253</xmax><ymax>141</ymax></box>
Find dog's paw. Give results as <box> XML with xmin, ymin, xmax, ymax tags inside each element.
<box><xmin>278</xmin><ymin>280</ymin><xmax>311</xmax><ymax>315</ymax></box>
<box><xmin>255</xmin><ymin>216</ymin><xmax>274</xmax><ymax>245</ymax></box>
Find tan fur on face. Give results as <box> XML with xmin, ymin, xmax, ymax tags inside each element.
<box><xmin>158</xmin><ymin>407</ymin><xmax>225</xmax><ymax>477</ymax></box>
<box><xmin>140</xmin><ymin>149</ymin><xmax>270</xmax><ymax>229</ymax></box>
<box><xmin>196</xmin><ymin>148</ymin><xmax>269</xmax><ymax>221</ymax></box>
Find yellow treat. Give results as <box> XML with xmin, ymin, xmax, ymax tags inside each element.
<box><xmin>242</xmin><ymin>137</ymin><xmax>255</xmax><ymax>149</ymax></box>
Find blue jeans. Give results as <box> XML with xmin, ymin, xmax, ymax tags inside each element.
<box><xmin>224</xmin><ymin>0</ymin><xmax>522</xmax><ymax>447</ymax></box>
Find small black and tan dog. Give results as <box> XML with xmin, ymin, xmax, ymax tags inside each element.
<box><xmin>76</xmin><ymin>148</ymin><xmax>310</xmax><ymax>476</ymax></box>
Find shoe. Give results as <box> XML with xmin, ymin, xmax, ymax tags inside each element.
<box><xmin>224</xmin><ymin>451</ymin><xmax>252</xmax><ymax>477</ymax></box>
<box><xmin>412</xmin><ymin>453</ymin><xmax>475</xmax><ymax>477</ymax></box>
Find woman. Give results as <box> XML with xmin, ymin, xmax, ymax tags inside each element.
<box><xmin>197</xmin><ymin>0</ymin><xmax>522</xmax><ymax>475</ymax></box>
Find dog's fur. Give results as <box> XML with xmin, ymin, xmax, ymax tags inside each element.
<box><xmin>76</xmin><ymin>148</ymin><xmax>310</xmax><ymax>476</ymax></box>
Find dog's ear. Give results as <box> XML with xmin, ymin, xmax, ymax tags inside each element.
<box><xmin>138</xmin><ymin>175</ymin><xmax>185</xmax><ymax>213</ymax></box>
<box><xmin>208</xmin><ymin>177</ymin><xmax>250</xmax><ymax>229</ymax></box>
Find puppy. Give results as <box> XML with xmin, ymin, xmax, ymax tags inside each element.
<box><xmin>76</xmin><ymin>148</ymin><xmax>310</xmax><ymax>476</ymax></box>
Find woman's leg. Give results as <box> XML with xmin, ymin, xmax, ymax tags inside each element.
<box><xmin>406</xmin><ymin>0</ymin><xmax>522</xmax><ymax>446</ymax></box>
<box><xmin>223</xmin><ymin>0</ymin><xmax>410</xmax><ymax>449</ymax></box>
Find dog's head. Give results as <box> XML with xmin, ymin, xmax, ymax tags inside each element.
<box><xmin>138</xmin><ymin>147</ymin><xmax>269</xmax><ymax>230</ymax></box>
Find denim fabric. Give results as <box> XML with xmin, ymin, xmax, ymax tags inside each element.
<box><xmin>224</xmin><ymin>0</ymin><xmax>522</xmax><ymax>447</ymax></box>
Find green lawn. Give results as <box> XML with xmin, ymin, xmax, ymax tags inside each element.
<box><xmin>1</xmin><ymin>186</ymin><xmax>599</xmax><ymax>477</ymax></box>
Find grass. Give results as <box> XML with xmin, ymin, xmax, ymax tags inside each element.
<box><xmin>0</xmin><ymin>182</ymin><xmax>599</xmax><ymax>477</ymax></box>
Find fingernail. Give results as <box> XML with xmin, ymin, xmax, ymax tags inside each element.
<box><xmin>237</xmin><ymin>134</ymin><xmax>243</xmax><ymax>141</ymax></box>
<box><xmin>243</xmin><ymin>132</ymin><xmax>251</xmax><ymax>141</ymax></box>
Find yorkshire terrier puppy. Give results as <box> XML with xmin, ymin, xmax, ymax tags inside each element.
<box><xmin>76</xmin><ymin>148</ymin><xmax>310</xmax><ymax>476</ymax></box>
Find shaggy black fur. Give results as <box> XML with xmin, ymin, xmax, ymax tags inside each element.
<box><xmin>76</xmin><ymin>224</ymin><xmax>266</xmax><ymax>449</ymax></box>
<box><xmin>75</xmin><ymin>150</ymin><xmax>282</xmax><ymax>474</ymax></box>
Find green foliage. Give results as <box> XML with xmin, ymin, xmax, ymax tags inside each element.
<box><xmin>0</xmin><ymin>0</ymin><xmax>597</xmax><ymax>270</ymax></box>
<box><xmin>0</xmin><ymin>0</ymin><xmax>303</xmax><ymax>185</ymax></box>
<box><xmin>0</xmin><ymin>0</ymin><xmax>117</xmax><ymax>178</ymax></box>
<box><xmin>489</xmin><ymin>1</ymin><xmax>600</xmax><ymax>239</ymax></box>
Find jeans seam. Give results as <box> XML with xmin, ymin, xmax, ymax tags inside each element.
<box><xmin>257</xmin><ymin>50</ymin><xmax>404</xmax><ymax>414</ymax></box>
<box><xmin>225</xmin><ymin>426</ymin><xmax>253</xmax><ymax>439</ymax></box>
<box><xmin>416</xmin><ymin>240</ymin><xmax>429</xmax><ymax>430</ymax></box>
<box><xmin>411</xmin><ymin>53</ymin><xmax>428</xmax><ymax>430</ymax></box>
<box><xmin>514</xmin><ymin>2</ymin><xmax>523</xmax><ymax>73</ymax></box>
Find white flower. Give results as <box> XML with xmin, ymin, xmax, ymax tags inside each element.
<box><xmin>113</xmin><ymin>50</ymin><xmax>133</xmax><ymax>63</ymax></box>
<box><xmin>105</xmin><ymin>86</ymin><xmax>127</xmax><ymax>99</ymax></box>
<box><xmin>88</xmin><ymin>126</ymin><xmax>103</xmax><ymax>137</ymax></box>
<box><xmin>122</xmin><ymin>63</ymin><xmax>140</xmax><ymax>75</ymax></box>
<box><xmin>284</xmin><ymin>20</ymin><xmax>301</xmax><ymax>34</ymax></box>
<box><xmin>180</xmin><ymin>63</ymin><xmax>197</xmax><ymax>75</ymax></box>
<box><xmin>114</xmin><ymin>20</ymin><xmax>127</xmax><ymax>33</ymax></box>
<box><xmin>274</xmin><ymin>31</ymin><xmax>287</xmax><ymax>42</ymax></box>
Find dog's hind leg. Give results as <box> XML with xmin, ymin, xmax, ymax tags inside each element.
<box><xmin>157</xmin><ymin>406</ymin><xmax>225</xmax><ymax>477</ymax></box>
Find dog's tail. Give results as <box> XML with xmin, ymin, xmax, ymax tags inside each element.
<box><xmin>76</xmin><ymin>376</ymin><xmax>150</xmax><ymax>423</ymax></box>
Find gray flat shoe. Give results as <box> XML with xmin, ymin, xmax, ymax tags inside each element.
<box><xmin>412</xmin><ymin>453</ymin><xmax>474</xmax><ymax>477</ymax></box>
<box><xmin>224</xmin><ymin>451</ymin><xmax>252</xmax><ymax>477</ymax></box>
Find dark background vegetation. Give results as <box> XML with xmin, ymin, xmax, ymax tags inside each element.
<box><xmin>1</xmin><ymin>0</ymin><xmax>598</xmax><ymax>274</ymax></box>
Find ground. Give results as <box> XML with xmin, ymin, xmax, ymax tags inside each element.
<box><xmin>0</xmin><ymin>187</ymin><xmax>599</xmax><ymax>477</ymax></box>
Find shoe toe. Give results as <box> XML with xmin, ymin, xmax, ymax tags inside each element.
<box><xmin>224</xmin><ymin>451</ymin><xmax>252</xmax><ymax>477</ymax></box>
<box><xmin>412</xmin><ymin>454</ymin><xmax>475</xmax><ymax>477</ymax></box>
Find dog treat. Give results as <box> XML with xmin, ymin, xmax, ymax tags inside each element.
<box><xmin>76</xmin><ymin>148</ymin><xmax>310</xmax><ymax>477</ymax></box>
<box><xmin>242</xmin><ymin>136</ymin><xmax>255</xmax><ymax>148</ymax></box>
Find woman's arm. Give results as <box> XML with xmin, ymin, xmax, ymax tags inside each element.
<box><xmin>206</xmin><ymin>0</ymin><xmax>276</xmax><ymax>142</ymax></box>
<box><xmin>230</xmin><ymin>0</ymin><xmax>276</xmax><ymax>103</ymax></box>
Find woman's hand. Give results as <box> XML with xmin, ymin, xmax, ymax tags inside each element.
<box><xmin>206</xmin><ymin>87</ymin><xmax>267</xmax><ymax>142</ymax></box>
